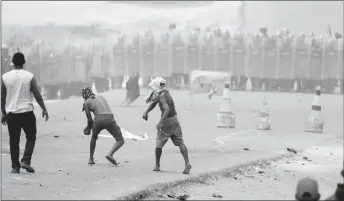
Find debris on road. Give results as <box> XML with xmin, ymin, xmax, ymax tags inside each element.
<box><xmin>53</xmin><ymin>135</ymin><xmax>59</xmax><ymax>138</ymax></box>
<box><xmin>287</xmin><ymin>148</ymin><xmax>297</xmax><ymax>154</ymax></box>
<box><xmin>258</xmin><ymin>170</ymin><xmax>265</xmax><ymax>174</ymax></box>
<box><xmin>212</xmin><ymin>193</ymin><xmax>223</xmax><ymax>198</ymax></box>
<box><xmin>166</xmin><ymin>193</ymin><xmax>190</xmax><ymax>200</ymax></box>
<box><xmin>302</xmin><ymin>156</ymin><xmax>312</xmax><ymax>161</ymax></box>
<box><xmin>167</xmin><ymin>193</ymin><xmax>176</xmax><ymax>198</ymax></box>
<box><xmin>243</xmin><ymin>148</ymin><xmax>250</xmax><ymax>151</ymax></box>
<box><xmin>177</xmin><ymin>194</ymin><xmax>190</xmax><ymax>200</ymax></box>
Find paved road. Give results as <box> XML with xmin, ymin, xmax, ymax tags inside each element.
<box><xmin>1</xmin><ymin>90</ymin><xmax>342</xmax><ymax>199</ymax></box>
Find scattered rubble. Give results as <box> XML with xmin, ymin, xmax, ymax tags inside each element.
<box><xmin>212</xmin><ymin>193</ymin><xmax>223</xmax><ymax>198</ymax></box>
<box><xmin>286</xmin><ymin>148</ymin><xmax>297</xmax><ymax>154</ymax></box>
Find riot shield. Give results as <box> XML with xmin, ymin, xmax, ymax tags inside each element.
<box><xmin>186</xmin><ymin>43</ymin><xmax>200</xmax><ymax>73</ymax></box>
<box><xmin>294</xmin><ymin>47</ymin><xmax>310</xmax><ymax>80</ymax></box>
<box><xmin>154</xmin><ymin>43</ymin><xmax>171</xmax><ymax>77</ymax></box>
<box><xmin>200</xmin><ymin>42</ymin><xmax>215</xmax><ymax>71</ymax></box>
<box><xmin>323</xmin><ymin>44</ymin><xmax>338</xmax><ymax>80</ymax></box>
<box><xmin>127</xmin><ymin>44</ymin><xmax>141</xmax><ymax>77</ymax></box>
<box><xmin>309</xmin><ymin>47</ymin><xmax>322</xmax><ymax>82</ymax></box>
<box><xmin>232</xmin><ymin>43</ymin><xmax>246</xmax><ymax>77</ymax></box>
<box><xmin>262</xmin><ymin>46</ymin><xmax>277</xmax><ymax>79</ymax></box>
<box><xmin>113</xmin><ymin>45</ymin><xmax>126</xmax><ymax>77</ymax></box>
<box><xmin>247</xmin><ymin>46</ymin><xmax>263</xmax><ymax>78</ymax></box>
<box><xmin>277</xmin><ymin>43</ymin><xmax>293</xmax><ymax>79</ymax></box>
<box><xmin>171</xmin><ymin>40</ymin><xmax>185</xmax><ymax>74</ymax></box>
<box><xmin>141</xmin><ymin>40</ymin><xmax>155</xmax><ymax>77</ymax></box>
<box><xmin>216</xmin><ymin>43</ymin><xmax>231</xmax><ymax>72</ymax></box>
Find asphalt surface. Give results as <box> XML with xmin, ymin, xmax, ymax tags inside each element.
<box><xmin>1</xmin><ymin>90</ymin><xmax>343</xmax><ymax>200</ymax></box>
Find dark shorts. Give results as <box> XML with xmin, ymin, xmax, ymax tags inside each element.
<box><xmin>92</xmin><ymin>114</ymin><xmax>124</xmax><ymax>141</ymax></box>
<box><xmin>156</xmin><ymin>115</ymin><xmax>184</xmax><ymax>148</ymax></box>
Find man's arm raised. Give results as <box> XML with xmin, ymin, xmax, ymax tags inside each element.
<box><xmin>30</xmin><ymin>76</ymin><xmax>49</xmax><ymax>121</ymax></box>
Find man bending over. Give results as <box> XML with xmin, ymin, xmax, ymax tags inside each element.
<box><xmin>142</xmin><ymin>77</ymin><xmax>192</xmax><ymax>174</ymax></box>
<box><xmin>81</xmin><ymin>86</ymin><xmax>125</xmax><ymax>165</ymax></box>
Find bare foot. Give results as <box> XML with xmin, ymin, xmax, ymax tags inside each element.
<box><xmin>153</xmin><ymin>165</ymin><xmax>160</xmax><ymax>172</ymax></box>
<box><xmin>183</xmin><ymin>164</ymin><xmax>192</xmax><ymax>174</ymax></box>
<box><xmin>88</xmin><ymin>159</ymin><xmax>95</xmax><ymax>165</ymax></box>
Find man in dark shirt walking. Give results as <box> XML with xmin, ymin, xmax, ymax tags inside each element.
<box><xmin>142</xmin><ymin>77</ymin><xmax>192</xmax><ymax>174</ymax></box>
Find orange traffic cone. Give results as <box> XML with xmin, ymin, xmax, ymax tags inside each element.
<box><xmin>305</xmin><ymin>86</ymin><xmax>324</xmax><ymax>133</ymax></box>
<box><xmin>216</xmin><ymin>83</ymin><xmax>235</xmax><ymax>128</ymax></box>
<box><xmin>257</xmin><ymin>96</ymin><xmax>271</xmax><ymax>130</ymax></box>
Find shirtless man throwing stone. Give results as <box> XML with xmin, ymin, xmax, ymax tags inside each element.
<box><xmin>81</xmin><ymin>86</ymin><xmax>125</xmax><ymax>165</ymax></box>
<box><xmin>142</xmin><ymin>77</ymin><xmax>192</xmax><ymax>174</ymax></box>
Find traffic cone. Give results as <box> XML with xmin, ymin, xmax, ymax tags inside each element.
<box><xmin>216</xmin><ymin>83</ymin><xmax>235</xmax><ymax>128</ymax></box>
<box><xmin>334</xmin><ymin>80</ymin><xmax>341</xmax><ymax>94</ymax></box>
<box><xmin>41</xmin><ymin>86</ymin><xmax>47</xmax><ymax>100</ymax></box>
<box><xmin>257</xmin><ymin>96</ymin><xmax>271</xmax><ymax>130</ymax></box>
<box><xmin>246</xmin><ymin>77</ymin><xmax>253</xmax><ymax>91</ymax></box>
<box><xmin>91</xmin><ymin>81</ymin><xmax>98</xmax><ymax>94</ymax></box>
<box><xmin>305</xmin><ymin>86</ymin><xmax>324</xmax><ymax>133</ymax></box>
<box><xmin>138</xmin><ymin>77</ymin><xmax>143</xmax><ymax>88</ymax></box>
<box><xmin>108</xmin><ymin>78</ymin><xmax>113</xmax><ymax>91</ymax></box>
<box><xmin>261</xmin><ymin>82</ymin><xmax>266</xmax><ymax>92</ymax></box>
<box><xmin>293</xmin><ymin>80</ymin><xmax>298</xmax><ymax>92</ymax></box>
<box><xmin>180</xmin><ymin>77</ymin><xmax>185</xmax><ymax>89</ymax></box>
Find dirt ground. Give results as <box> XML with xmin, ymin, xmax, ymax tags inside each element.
<box><xmin>1</xmin><ymin>90</ymin><xmax>343</xmax><ymax>200</ymax></box>
<box><xmin>145</xmin><ymin>143</ymin><xmax>343</xmax><ymax>200</ymax></box>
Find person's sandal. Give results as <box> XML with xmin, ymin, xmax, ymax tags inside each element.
<box><xmin>105</xmin><ymin>156</ymin><xmax>118</xmax><ymax>166</ymax></box>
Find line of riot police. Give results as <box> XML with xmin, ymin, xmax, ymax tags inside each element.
<box><xmin>1</xmin><ymin>41</ymin><xmax>93</xmax><ymax>99</ymax></box>
<box><xmin>108</xmin><ymin>30</ymin><xmax>343</xmax><ymax>94</ymax></box>
<box><xmin>2</xmin><ymin>29</ymin><xmax>343</xmax><ymax>100</ymax></box>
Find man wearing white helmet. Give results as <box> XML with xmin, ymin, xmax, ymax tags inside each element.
<box><xmin>142</xmin><ymin>77</ymin><xmax>192</xmax><ymax>174</ymax></box>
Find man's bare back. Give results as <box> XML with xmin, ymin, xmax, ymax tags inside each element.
<box><xmin>84</xmin><ymin>95</ymin><xmax>112</xmax><ymax>115</ymax></box>
<box><xmin>81</xmin><ymin>88</ymin><xmax>124</xmax><ymax>166</ymax></box>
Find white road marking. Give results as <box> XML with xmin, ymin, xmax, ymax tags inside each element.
<box><xmin>214</xmin><ymin>129</ymin><xmax>259</xmax><ymax>144</ymax></box>
<box><xmin>99</xmin><ymin>128</ymin><xmax>149</xmax><ymax>141</ymax></box>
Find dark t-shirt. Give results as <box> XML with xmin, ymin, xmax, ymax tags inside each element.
<box><xmin>158</xmin><ymin>91</ymin><xmax>177</xmax><ymax>118</ymax></box>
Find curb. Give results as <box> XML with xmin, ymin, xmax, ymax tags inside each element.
<box><xmin>115</xmin><ymin>152</ymin><xmax>294</xmax><ymax>200</ymax></box>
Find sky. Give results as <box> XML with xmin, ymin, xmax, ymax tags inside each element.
<box><xmin>1</xmin><ymin>1</ymin><xmax>241</xmax><ymax>28</ymax></box>
<box><xmin>2</xmin><ymin>1</ymin><xmax>343</xmax><ymax>34</ymax></box>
